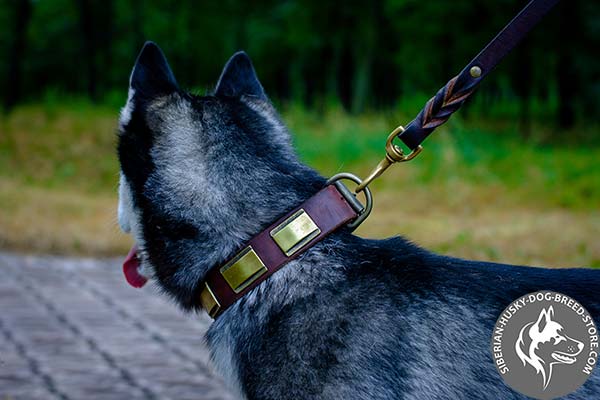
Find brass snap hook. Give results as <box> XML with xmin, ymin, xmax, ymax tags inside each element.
<box><xmin>355</xmin><ymin>126</ymin><xmax>422</xmax><ymax>193</ymax></box>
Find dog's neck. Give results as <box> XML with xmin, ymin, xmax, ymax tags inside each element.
<box><xmin>198</xmin><ymin>182</ymin><xmax>360</xmax><ymax>318</ymax></box>
<box><xmin>147</xmin><ymin>162</ymin><xmax>329</xmax><ymax>310</ymax></box>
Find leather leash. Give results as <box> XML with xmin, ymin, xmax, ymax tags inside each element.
<box><xmin>356</xmin><ymin>0</ymin><xmax>560</xmax><ymax>192</ymax></box>
<box><xmin>199</xmin><ymin>0</ymin><xmax>559</xmax><ymax>318</ymax></box>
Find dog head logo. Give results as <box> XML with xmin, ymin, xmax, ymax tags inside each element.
<box><xmin>515</xmin><ymin>306</ymin><xmax>584</xmax><ymax>390</ymax></box>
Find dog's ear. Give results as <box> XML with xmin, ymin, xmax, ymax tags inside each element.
<box><xmin>535</xmin><ymin>307</ymin><xmax>551</xmax><ymax>333</ymax></box>
<box><xmin>215</xmin><ymin>51</ymin><xmax>266</xmax><ymax>99</ymax></box>
<box><xmin>130</xmin><ymin>41</ymin><xmax>179</xmax><ymax>99</ymax></box>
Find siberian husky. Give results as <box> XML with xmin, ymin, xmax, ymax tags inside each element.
<box><xmin>117</xmin><ymin>42</ymin><xmax>600</xmax><ymax>399</ymax></box>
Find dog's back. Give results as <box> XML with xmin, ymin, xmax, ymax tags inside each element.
<box><xmin>208</xmin><ymin>234</ymin><xmax>599</xmax><ymax>399</ymax></box>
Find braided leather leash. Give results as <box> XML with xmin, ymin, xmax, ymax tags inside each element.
<box><xmin>355</xmin><ymin>0</ymin><xmax>560</xmax><ymax>193</ymax></box>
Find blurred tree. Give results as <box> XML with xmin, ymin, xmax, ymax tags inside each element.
<box><xmin>0</xmin><ymin>0</ymin><xmax>597</xmax><ymax>127</ymax></box>
<box><xmin>556</xmin><ymin>0</ymin><xmax>579</xmax><ymax>129</ymax></box>
<box><xmin>75</xmin><ymin>0</ymin><xmax>114</xmax><ymax>101</ymax></box>
<box><xmin>350</xmin><ymin>1</ymin><xmax>377</xmax><ymax>113</ymax></box>
<box><xmin>75</xmin><ymin>0</ymin><xmax>98</xmax><ymax>100</ymax></box>
<box><xmin>3</xmin><ymin>0</ymin><xmax>32</xmax><ymax>111</ymax></box>
<box><xmin>513</xmin><ymin>38</ymin><xmax>533</xmax><ymax>136</ymax></box>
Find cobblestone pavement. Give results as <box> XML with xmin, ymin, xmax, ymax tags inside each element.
<box><xmin>0</xmin><ymin>253</ymin><xmax>237</xmax><ymax>400</ymax></box>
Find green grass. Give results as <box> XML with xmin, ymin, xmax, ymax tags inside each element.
<box><xmin>2</xmin><ymin>99</ymin><xmax>599</xmax><ymax>209</ymax></box>
<box><xmin>0</xmin><ymin>102</ymin><xmax>118</xmax><ymax>193</ymax></box>
<box><xmin>285</xmin><ymin>104</ymin><xmax>600</xmax><ymax>210</ymax></box>
<box><xmin>0</xmin><ymin>100</ymin><xmax>599</xmax><ymax>266</ymax></box>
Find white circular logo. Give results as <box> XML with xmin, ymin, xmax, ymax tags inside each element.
<box><xmin>491</xmin><ymin>291</ymin><xmax>598</xmax><ymax>399</ymax></box>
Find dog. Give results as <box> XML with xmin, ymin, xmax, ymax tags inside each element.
<box><xmin>516</xmin><ymin>306</ymin><xmax>584</xmax><ymax>390</ymax></box>
<box><xmin>116</xmin><ymin>42</ymin><xmax>600</xmax><ymax>399</ymax></box>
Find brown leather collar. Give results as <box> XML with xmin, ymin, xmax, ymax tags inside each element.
<box><xmin>198</xmin><ymin>183</ymin><xmax>360</xmax><ymax>318</ymax></box>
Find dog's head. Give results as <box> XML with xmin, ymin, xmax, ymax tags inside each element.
<box><xmin>515</xmin><ymin>306</ymin><xmax>584</xmax><ymax>389</ymax></box>
<box><xmin>117</xmin><ymin>42</ymin><xmax>324</xmax><ymax>308</ymax></box>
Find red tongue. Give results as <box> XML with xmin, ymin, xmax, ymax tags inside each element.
<box><xmin>123</xmin><ymin>245</ymin><xmax>148</xmax><ymax>288</ymax></box>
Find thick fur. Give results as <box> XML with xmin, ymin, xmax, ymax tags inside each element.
<box><xmin>117</xmin><ymin>42</ymin><xmax>600</xmax><ymax>399</ymax></box>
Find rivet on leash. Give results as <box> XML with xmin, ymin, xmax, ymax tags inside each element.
<box><xmin>470</xmin><ymin>66</ymin><xmax>482</xmax><ymax>78</ymax></box>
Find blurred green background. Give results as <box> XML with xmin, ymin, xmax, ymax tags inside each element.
<box><xmin>0</xmin><ymin>0</ymin><xmax>598</xmax><ymax>267</ymax></box>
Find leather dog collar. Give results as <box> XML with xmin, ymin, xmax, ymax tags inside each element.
<box><xmin>199</xmin><ymin>183</ymin><xmax>363</xmax><ymax>318</ymax></box>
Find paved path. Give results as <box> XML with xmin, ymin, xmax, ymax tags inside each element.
<box><xmin>0</xmin><ymin>253</ymin><xmax>237</xmax><ymax>400</ymax></box>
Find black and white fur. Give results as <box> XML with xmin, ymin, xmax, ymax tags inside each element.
<box><xmin>117</xmin><ymin>42</ymin><xmax>600</xmax><ymax>399</ymax></box>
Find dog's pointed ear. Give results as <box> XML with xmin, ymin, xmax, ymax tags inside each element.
<box><xmin>535</xmin><ymin>308</ymin><xmax>550</xmax><ymax>333</ymax></box>
<box><xmin>130</xmin><ymin>41</ymin><xmax>178</xmax><ymax>98</ymax></box>
<box><xmin>215</xmin><ymin>51</ymin><xmax>266</xmax><ymax>99</ymax></box>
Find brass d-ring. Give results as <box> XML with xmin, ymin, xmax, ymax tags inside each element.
<box><xmin>326</xmin><ymin>173</ymin><xmax>373</xmax><ymax>230</ymax></box>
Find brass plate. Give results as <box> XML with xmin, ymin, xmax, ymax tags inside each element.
<box><xmin>270</xmin><ymin>209</ymin><xmax>321</xmax><ymax>256</ymax></box>
<box><xmin>220</xmin><ymin>246</ymin><xmax>267</xmax><ymax>293</ymax></box>
<box><xmin>200</xmin><ymin>282</ymin><xmax>220</xmax><ymax>318</ymax></box>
